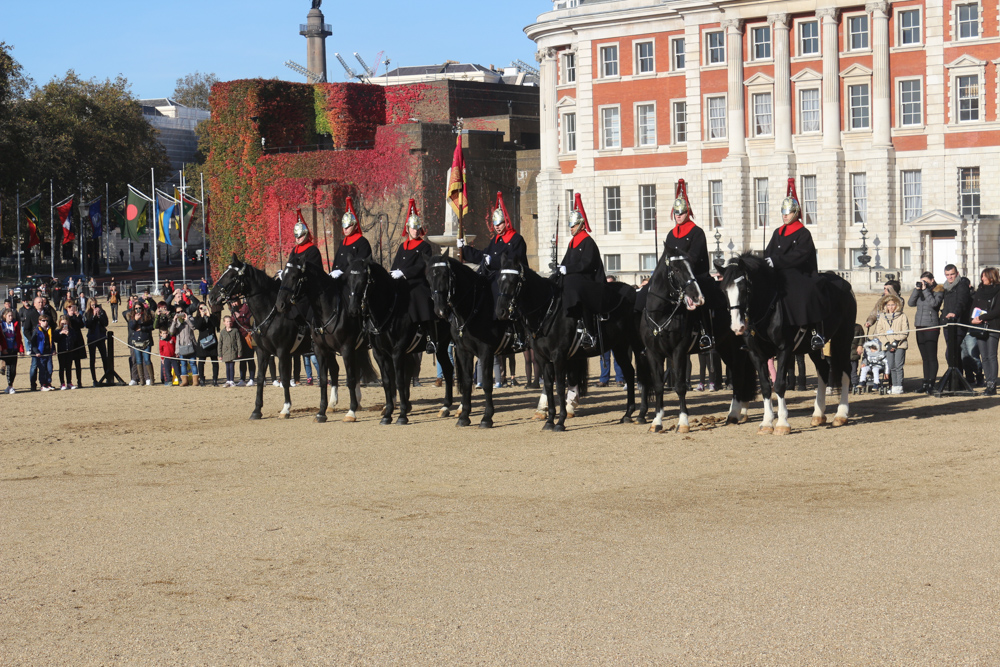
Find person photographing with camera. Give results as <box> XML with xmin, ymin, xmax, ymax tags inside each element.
<box><xmin>168</xmin><ymin>306</ymin><xmax>200</xmax><ymax>386</ymax></box>
<box><xmin>908</xmin><ymin>272</ymin><xmax>944</xmax><ymax>393</ymax></box>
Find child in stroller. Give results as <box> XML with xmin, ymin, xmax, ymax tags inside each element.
<box><xmin>855</xmin><ymin>338</ymin><xmax>890</xmax><ymax>394</ymax></box>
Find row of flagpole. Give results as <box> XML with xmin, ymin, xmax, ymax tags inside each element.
<box><xmin>7</xmin><ymin>168</ymin><xmax>206</xmax><ymax>293</ymax></box>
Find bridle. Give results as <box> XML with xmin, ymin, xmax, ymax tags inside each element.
<box><xmin>216</xmin><ymin>262</ymin><xmax>278</xmax><ymax>337</ymax></box>
<box><xmin>349</xmin><ymin>263</ymin><xmax>396</xmax><ymax>336</ymax></box>
<box><xmin>644</xmin><ymin>256</ymin><xmax>696</xmax><ymax>337</ymax></box>
<box><xmin>497</xmin><ymin>266</ymin><xmax>559</xmax><ymax>339</ymax></box>
<box><xmin>430</xmin><ymin>260</ymin><xmax>481</xmax><ymax>338</ymax></box>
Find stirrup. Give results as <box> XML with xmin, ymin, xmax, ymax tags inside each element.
<box><xmin>810</xmin><ymin>330</ymin><xmax>825</xmax><ymax>351</ymax></box>
<box><xmin>578</xmin><ymin>327</ymin><xmax>596</xmax><ymax>349</ymax></box>
<box><xmin>425</xmin><ymin>336</ymin><xmax>437</xmax><ymax>354</ymax></box>
<box><xmin>699</xmin><ymin>333</ymin><xmax>714</xmax><ymax>351</ymax></box>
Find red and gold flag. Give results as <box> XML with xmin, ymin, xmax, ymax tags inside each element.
<box><xmin>447</xmin><ymin>134</ymin><xmax>468</xmax><ymax>220</ymax></box>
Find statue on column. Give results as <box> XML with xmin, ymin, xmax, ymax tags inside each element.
<box><xmin>311</xmin><ymin>0</ymin><xmax>322</xmax><ymax>9</ymax></box>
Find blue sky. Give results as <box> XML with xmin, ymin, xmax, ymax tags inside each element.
<box><xmin>2</xmin><ymin>0</ymin><xmax>545</xmax><ymax>99</ymax></box>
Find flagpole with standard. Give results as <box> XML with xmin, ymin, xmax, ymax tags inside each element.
<box><xmin>16</xmin><ymin>189</ymin><xmax>22</xmax><ymax>285</ymax></box>
<box><xmin>50</xmin><ymin>180</ymin><xmax>55</xmax><ymax>277</ymax></box>
<box><xmin>105</xmin><ymin>183</ymin><xmax>111</xmax><ymax>275</ymax></box>
<box><xmin>151</xmin><ymin>168</ymin><xmax>159</xmax><ymax>292</ymax></box>
<box><xmin>179</xmin><ymin>169</ymin><xmax>187</xmax><ymax>285</ymax></box>
<box><xmin>200</xmin><ymin>172</ymin><xmax>207</xmax><ymax>279</ymax></box>
<box><xmin>79</xmin><ymin>186</ymin><xmax>84</xmax><ymax>276</ymax></box>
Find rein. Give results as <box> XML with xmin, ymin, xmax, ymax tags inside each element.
<box><xmin>355</xmin><ymin>267</ymin><xmax>398</xmax><ymax>336</ymax></box>
<box><xmin>500</xmin><ymin>268</ymin><xmax>559</xmax><ymax>339</ymax></box>
<box><xmin>643</xmin><ymin>256</ymin><xmax>691</xmax><ymax>337</ymax></box>
<box><xmin>431</xmin><ymin>261</ymin><xmax>482</xmax><ymax>339</ymax></box>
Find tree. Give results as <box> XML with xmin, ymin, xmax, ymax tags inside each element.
<box><xmin>173</xmin><ymin>71</ymin><xmax>218</xmax><ymax>110</ymax></box>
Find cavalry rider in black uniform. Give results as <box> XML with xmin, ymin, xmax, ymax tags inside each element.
<box><xmin>764</xmin><ymin>178</ymin><xmax>828</xmax><ymax>350</ymax></box>
<box><xmin>558</xmin><ymin>193</ymin><xmax>606</xmax><ymax>349</ymax></box>
<box><xmin>456</xmin><ymin>191</ymin><xmax>528</xmax><ymax>292</ymax></box>
<box><xmin>391</xmin><ymin>198</ymin><xmax>435</xmax><ymax>351</ymax></box>
<box><xmin>663</xmin><ymin>179</ymin><xmax>714</xmax><ymax>350</ymax></box>
<box><xmin>329</xmin><ymin>196</ymin><xmax>372</xmax><ymax>278</ymax></box>
<box><xmin>288</xmin><ymin>218</ymin><xmax>324</xmax><ymax>270</ymax></box>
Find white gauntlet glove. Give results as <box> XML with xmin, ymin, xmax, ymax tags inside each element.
<box><xmin>484</xmin><ymin>255</ymin><xmax>491</xmax><ymax>266</ymax></box>
<box><xmin>455</xmin><ymin>238</ymin><xmax>465</xmax><ymax>248</ymax></box>
<box><xmin>391</xmin><ymin>269</ymin><xmax>405</xmax><ymax>279</ymax></box>
<box><xmin>330</xmin><ymin>269</ymin><xmax>343</xmax><ymax>279</ymax></box>
<box><xmin>558</xmin><ymin>265</ymin><xmax>567</xmax><ymax>275</ymax></box>
<box><xmin>764</xmin><ymin>257</ymin><xmax>774</xmax><ymax>268</ymax></box>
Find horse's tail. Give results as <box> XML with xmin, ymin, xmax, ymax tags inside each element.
<box><xmin>567</xmin><ymin>356</ymin><xmax>590</xmax><ymax>398</ymax></box>
<box><xmin>354</xmin><ymin>347</ymin><xmax>380</xmax><ymax>385</ymax></box>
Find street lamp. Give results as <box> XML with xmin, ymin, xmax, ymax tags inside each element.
<box><xmin>713</xmin><ymin>229</ymin><xmax>723</xmax><ymax>262</ymax></box>
<box><xmin>857</xmin><ymin>222</ymin><xmax>871</xmax><ymax>268</ymax></box>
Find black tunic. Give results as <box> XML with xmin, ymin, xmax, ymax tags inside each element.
<box><xmin>287</xmin><ymin>242</ymin><xmax>324</xmax><ymax>271</ymax></box>
<box><xmin>461</xmin><ymin>230</ymin><xmax>528</xmax><ymax>298</ymax></box>
<box><xmin>332</xmin><ymin>235</ymin><xmax>372</xmax><ymax>273</ymax></box>
<box><xmin>392</xmin><ymin>238</ymin><xmax>433</xmax><ymax>323</ymax></box>
<box><xmin>561</xmin><ymin>232</ymin><xmax>607</xmax><ymax>313</ymax></box>
<box><xmin>662</xmin><ymin>222</ymin><xmax>711</xmax><ymax>279</ymax></box>
<box><xmin>764</xmin><ymin>222</ymin><xmax>827</xmax><ymax>326</ymax></box>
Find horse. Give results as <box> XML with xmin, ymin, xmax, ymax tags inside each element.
<box><xmin>345</xmin><ymin>258</ymin><xmax>454</xmax><ymax>425</ymax></box>
<box><xmin>639</xmin><ymin>252</ymin><xmax>758</xmax><ymax>433</ymax></box>
<box><xmin>427</xmin><ymin>255</ymin><xmax>526</xmax><ymax>428</ymax></box>
<box><xmin>719</xmin><ymin>253</ymin><xmax>857</xmax><ymax>434</ymax></box>
<box><xmin>494</xmin><ymin>253</ymin><xmax>639</xmax><ymax>431</ymax></box>
<box><xmin>208</xmin><ymin>254</ymin><xmax>308</xmax><ymax>420</ymax></box>
<box><xmin>275</xmin><ymin>255</ymin><xmax>378</xmax><ymax>423</ymax></box>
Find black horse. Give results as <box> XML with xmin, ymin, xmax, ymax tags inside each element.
<box><xmin>495</xmin><ymin>253</ymin><xmax>639</xmax><ymax>431</ymax></box>
<box><xmin>719</xmin><ymin>253</ymin><xmax>857</xmax><ymax>434</ymax></box>
<box><xmin>345</xmin><ymin>258</ymin><xmax>454</xmax><ymax>425</ymax></box>
<box><xmin>427</xmin><ymin>255</ymin><xmax>526</xmax><ymax>428</ymax></box>
<box><xmin>275</xmin><ymin>255</ymin><xmax>377</xmax><ymax>423</ymax></box>
<box><xmin>208</xmin><ymin>255</ymin><xmax>308</xmax><ymax>420</ymax></box>
<box><xmin>639</xmin><ymin>252</ymin><xmax>758</xmax><ymax>433</ymax></box>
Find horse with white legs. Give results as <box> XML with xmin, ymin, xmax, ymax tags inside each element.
<box><xmin>639</xmin><ymin>253</ymin><xmax>758</xmax><ymax>433</ymax></box>
<box><xmin>719</xmin><ymin>254</ymin><xmax>857</xmax><ymax>435</ymax></box>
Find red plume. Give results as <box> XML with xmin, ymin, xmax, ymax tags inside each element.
<box><xmin>401</xmin><ymin>198</ymin><xmax>423</xmax><ymax>238</ymax></box>
<box><xmin>345</xmin><ymin>196</ymin><xmax>357</xmax><ymax>218</ymax></box>
<box><xmin>674</xmin><ymin>179</ymin><xmax>694</xmax><ymax>220</ymax></box>
<box><xmin>573</xmin><ymin>193</ymin><xmax>591</xmax><ymax>233</ymax></box>
<box><xmin>494</xmin><ymin>191</ymin><xmax>511</xmax><ymax>229</ymax></box>
<box><xmin>785</xmin><ymin>178</ymin><xmax>798</xmax><ymax>201</ymax></box>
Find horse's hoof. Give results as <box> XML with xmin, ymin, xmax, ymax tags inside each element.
<box><xmin>478</xmin><ymin>420</ymin><xmax>493</xmax><ymax>429</ymax></box>
<box><xmin>649</xmin><ymin>424</ymin><xmax>662</xmax><ymax>434</ymax></box>
<box><xmin>380</xmin><ymin>417</ymin><xmax>392</xmax><ymax>425</ymax></box>
<box><xmin>396</xmin><ymin>417</ymin><xmax>409</xmax><ymax>425</ymax></box>
<box><xmin>533</xmin><ymin>411</ymin><xmax>546</xmax><ymax>421</ymax></box>
<box><xmin>774</xmin><ymin>425</ymin><xmax>791</xmax><ymax>436</ymax></box>
<box><xmin>758</xmin><ymin>426</ymin><xmax>773</xmax><ymax>435</ymax></box>
<box><xmin>832</xmin><ymin>416</ymin><xmax>849</xmax><ymax>427</ymax></box>
<box><xmin>566</xmin><ymin>412</ymin><xmax>576</xmax><ymax>419</ymax></box>
<box><xmin>635</xmin><ymin>415</ymin><xmax>647</xmax><ymax>425</ymax></box>
<box><xmin>315</xmin><ymin>414</ymin><xmax>327</xmax><ymax>423</ymax></box>
<box><xmin>676</xmin><ymin>424</ymin><xmax>690</xmax><ymax>434</ymax></box>
<box><xmin>343</xmin><ymin>415</ymin><xmax>357</xmax><ymax>423</ymax></box>
<box><xmin>553</xmin><ymin>424</ymin><xmax>566</xmax><ymax>432</ymax></box>
<box><xmin>439</xmin><ymin>407</ymin><xmax>451</xmax><ymax>418</ymax></box>
<box><xmin>619</xmin><ymin>415</ymin><xmax>634</xmax><ymax>424</ymax></box>
<box><xmin>456</xmin><ymin>418</ymin><xmax>471</xmax><ymax>427</ymax></box>
<box><xmin>249</xmin><ymin>412</ymin><xmax>262</xmax><ymax>421</ymax></box>
<box><xmin>279</xmin><ymin>413</ymin><xmax>290</xmax><ymax>420</ymax></box>
<box><xmin>542</xmin><ymin>422</ymin><xmax>554</xmax><ymax>432</ymax></box>
<box><xmin>811</xmin><ymin>416</ymin><xmax>827</xmax><ymax>427</ymax></box>
<box><xmin>726</xmin><ymin>416</ymin><xmax>740</xmax><ymax>425</ymax></box>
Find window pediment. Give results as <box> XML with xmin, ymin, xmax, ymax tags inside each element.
<box><xmin>744</xmin><ymin>72</ymin><xmax>775</xmax><ymax>87</ymax></box>
<box><xmin>840</xmin><ymin>63</ymin><xmax>873</xmax><ymax>78</ymax></box>
<box><xmin>557</xmin><ymin>96</ymin><xmax>576</xmax><ymax>107</ymax></box>
<box><xmin>946</xmin><ymin>54</ymin><xmax>987</xmax><ymax>69</ymax></box>
<box><xmin>791</xmin><ymin>68</ymin><xmax>822</xmax><ymax>83</ymax></box>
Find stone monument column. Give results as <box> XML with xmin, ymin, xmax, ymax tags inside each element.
<box><xmin>819</xmin><ymin>7</ymin><xmax>842</xmax><ymax>150</ymax></box>
<box><xmin>722</xmin><ymin>18</ymin><xmax>746</xmax><ymax>157</ymax></box>
<box><xmin>769</xmin><ymin>13</ymin><xmax>793</xmax><ymax>153</ymax></box>
<box><xmin>300</xmin><ymin>4</ymin><xmax>332</xmax><ymax>82</ymax></box>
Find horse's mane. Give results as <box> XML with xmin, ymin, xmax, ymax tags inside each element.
<box><xmin>720</xmin><ymin>252</ymin><xmax>775</xmax><ymax>291</ymax></box>
<box><xmin>239</xmin><ymin>260</ymin><xmax>279</xmax><ymax>290</ymax></box>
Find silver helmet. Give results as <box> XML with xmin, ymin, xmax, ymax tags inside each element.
<box><xmin>672</xmin><ymin>197</ymin><xmax>690</xmax><ymax>217</ymax></box>
<box><xmin>341</xmin><ymin>211</ymin><xmax>357</xmax><ymax>229</ymax></box>
<box><xmin>780</xmin><ymin>196</ymin><xmax>801</xmax><ymax>217</ymax></box>
<box><xmin>406</xmin><ymin>212</ymin><xmax>423</xmax><ymax>231</ymax></box>
<box><xmin>569</xmin><ymin>210</ymin><xmax>585</xmax><ymax>228</ymax></box>
<box><xmin>293</xmin><ymin>221</ymin><xmax>309</xmax><ymax>239</ymax></box>
<box><xmin>492</xmin><ymin>207</ymin><xmax>506</xmax><ymax>229</ymax></box>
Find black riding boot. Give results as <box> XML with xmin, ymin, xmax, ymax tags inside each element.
<box><xmin>576</xmin><ymin>314</ymin><xmax>596</xmax><ymax>350</ymax></box>
<box><xmin>810</xmin><ymin>324</ymin><xmax>826</xmax><ymax>351</ymax></box>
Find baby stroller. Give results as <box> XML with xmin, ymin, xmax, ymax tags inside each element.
<box><xmin>855</xmin><ymin>338</ymin><xmax>890</xmax><ymax>394</ymax></box>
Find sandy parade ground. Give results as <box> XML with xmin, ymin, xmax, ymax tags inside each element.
<box><xmin>2</xmin><ymin>293</ymin><xmax>1000</xmax><ymax>665</ymax></box>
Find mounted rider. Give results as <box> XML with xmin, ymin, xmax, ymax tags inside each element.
<box><xmin>663</xmin><ymin>179</ymin><xmax>714</xmax><ymax>350</ymax></box>
<box><xmin>558</xmin><ymin>194</ymin><xmax>606</xmax><ymax>349</ymax></box>
<box><xmin>329</xmin><ymin>196</ymin><xmax>372</xmax><ymax>278</ymax></box>
<box><xmin>764</xmin><ymin>178</ymin><xmax>828</xmax><ymax>350</ymax></box>
<box><xmin>456</xmin><ymin>191</ymin><xmax>528</xmax><ymax>292</ymax></box>
<box><xmin>287</xmin><ymin>215</ymin><xmax>324</xmax><ymax>271</ymax></box>
<box><xmin>390</xmin><ymin>198</ymin><xmax>435</xmax><ymax>352</ymax></box>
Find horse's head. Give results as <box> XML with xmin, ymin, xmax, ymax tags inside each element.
<box><xmin>276</xmin><ymin>256</ymin><xmax>307</xmax><ymax>314</ymax></box>
<box><xmin>345</xmin><ymin>258</ymin><xmax>371</xmax><ymax>318</ymax></box>
<box><xmin>208</xmin><ymin>253</ymin><xmax>248</xmax><ymax>308</ymax></box>
<box><xmin>427</xmin><ymin>256</ymin><xmax>454</xmax><ymax>320</ymax></box>
<box><xmin>494</xmin><ymin>254</ymin><xmax>524</xmax><ymax>321</ymax></box>
<box><xmin>720</xmin><ymin>256</ymin><xmax>751</xmax><ymax>336</ymax></box>
<box><xmin>664</xmin><ymin>253</ymin><xmax>704</xmax><ymax>310</ymax></box>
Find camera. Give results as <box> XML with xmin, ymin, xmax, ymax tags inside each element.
<box><xmin>916</xmin><ymin>281</ymin><xmax>924</xmax><ymax>289</ymax></box>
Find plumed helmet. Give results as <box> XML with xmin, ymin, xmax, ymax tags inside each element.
<box><xmin>293</xmin><ymin>221</ymin><xmax>309</xmax><ymax>239</ymax></box>
<box><xmin>672</xmin><ymin>197</ymin><xmax>690</xmax><ymax>216</ymax></box>
<box><xmin>673</xmin><ymin>179</ymin><xmax>693</xmax><ymax>219</ymax></box>
<box><xmin>492</xmin><ymin>207</ymin><xmax>506</xmax><ymax>228</ymax></box>
<box><xmin>781</xmin><ymin>178</ymin><xmax>801</xmax><ymax>218</ymax></box>
<box><xmin>492</xmin><ymin>191</ymin><xmax>511</xmax><ymax>230</ymax></box>
<box><xmin>569</xmin><ymin>193</ymin><xmax>591</xmax><ymax>232</ymax></box>
<box><xmin>569</xmin><ymin>211</ymin><xmax>586</xmax><ymax>228</ymax></box>
<box><xmin>342</xmin><ymin>196</ymin><xmax>358</xmax><ymax>229</ymax></box>
<box><xmin>402</xmin><ymin>198</ymin><xmax>424</xmax><ymax>237</ymax></box>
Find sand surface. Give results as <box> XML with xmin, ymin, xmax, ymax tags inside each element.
<box><xmin>2</xmin><ymin>295</ymin><xmax>999</xmax><ymax>665</ymax></box>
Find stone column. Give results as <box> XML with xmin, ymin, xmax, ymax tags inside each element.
<box><xmin>819</xmin><ymin>7</ymin><xmax>842</xmax><ymax>150</ymax></box>
<box><xmin>300</xmin><ymin>8</ymin><xmax>332</xmax><ymax>82</ymax></box>
<box><xmin>722</xmin><ymin>18</ymin><xmax>746</xmax><ymax>156</ymax></box>
<box><xmin>769</xmin><ymin>13</ymin><xmax>793</xmax><ymax>153</ymax></box>
<box><xmin>537</xmin><ymin>47</ymin><xmax>559</xmax><ymax>172</ymax></box>
<box><xmin>869</xmin><ymin>1</ymin><xmax>892</xmax><ymax>147</ymax></box>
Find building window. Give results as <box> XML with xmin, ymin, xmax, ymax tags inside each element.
<box><xmin>606</xmin><ymin>254</ymin><xmax>622</xmax><ymax>272</ymax></box>
<box><xmin>563</xmin><ymin>112</ymin><xmax>577</xmax><ymax>153</ymax></box>
<box><xmin>899</xmin><ymin>79</ymin><xmax>922</xmax><ymax>126</ymax></box>
<box><xmin>709</xmin><ymin>180</ymin><xmax>723</xmax><ymax>228</ymax></box>
<box><xmin>672</xmin><ymin>101</ymin><xmax>687</xmax><ymax>143</ymax></box>
<box><xmin>671</xmin><ymin>38</ymin><xmax>685</xmax><ymax>70</ymax></box>
<box><xmin>958</xmin><ymin>75</ymin><xmax>979</xmax><ymax>121</ymax></box>
<box><xmin>899</xmin><ymin>9</ymin><xmax>920</xmax><ymax>45</ymax></box>
<box><xmin>902</xmin><ymin>170</ymin><xmax>922</xmax><ymax>221</ymax></box>
<box><xmin>566</xmin><ymin>189</ymin><xmax>575</xmax><ymax>216</ymax></box>
<box><xmin>799</xmin><ymin>21</ymin><xmax>820</xmax><ymax>55</ymax></box>
<box><xmin>706</xmin><ymin>31</ymin><xmax>725</xmax><ymax>64</ymax></box>
<box><xmin>957</xmin><ymin>3</ymin><xmax>979</xmax><ymax>39</ymax></box>
<box><xmin>605</xmin><ymin>186</ymin><xmax>622</xmax><ymax>232</ymax></box>
<box><xmin>563</xmin><ymin>52</ymin><xmax>576</xmax><ymax>83</ymax></box>
<box><xmin>601</xmin><ymin>107</ymin><xmax>621</xmax><ymax>148</ymax></box>
<box><xmin>849</xmin><ymin>15</ymin><xmax>869</xmax><ymax>50</ymax></box>
<box><xmin>707</xmin><ymin>96</ymin><xmax>726</xmax><ymax>139</ymax></box>
<box><xmin>600</xmin><ymin>45</ymin><xmax>619</xmax><ymax>77</ymax></box>
<box><xmin>900</xmin><ymin>247</ymin><xmax>912</xmax><ymax>269</ymax></box>
<box><xmin>849</xmin><ymin>84</ymin><xmax>870</xmax><ymax>129</ymax></box>
<box><xmin>799</xmin><ymin>88</ymin><xmax>820</xmax><ymax>132</ymax></box>
<box><xmin>752</xmin><ymin>26</ymin><xmax>771</xmax><ymax>60</ymax></box>
<box><xmin>636</xmin><ymin>103</ymin><xmax>657</xmax><ymax>146</ymax></box>
<box><xmin>801</xmin><ymin>175</ymin><xmax>817</xmax><ymax>225</ymax></box>
<box><xmin>753</xmin><ymin>93</ymin><xmax>773</xmax><ymax>136</ymax></box>
<box><xmin>851</xmin><ymin>173</ymin><xmax>867</xmax><ymax>225</ymax></box>
<box><xmin>640</xmin><ymin>253</ymin><xmax>657</xmax><ymax>271</ymax></box>
<box><xmin>959</xmin><ymin>167</ymin><xmax>980</xmax><ymax>217</ymax></box>
<box><xmin>640</xmin><ymin>185</ymin><xmax>656</xmax><ymax>232</ymax></box>
<box><xmin>755</xmin><ymin>178</ymin><xmax>769</xmax><ymax>228</ymax></box>
<box><xmin>635</xmin><ymin>41</ymin><xmax>654</xmax><ymax>74</ymax></box>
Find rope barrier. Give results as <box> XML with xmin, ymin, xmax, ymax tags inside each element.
<box><xmin>111</xmin><ymin>334</ymin><xmax>256</xmax><ymax>363</ymax></box>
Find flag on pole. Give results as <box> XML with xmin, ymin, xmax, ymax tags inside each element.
<box><xmin>111</xmin><ymin>203</ymin><xmax>127</xmax><ymax>238</ymax></box>
<box><xmin>126</xmin><ymin>186</ymin><xmax>150</xmax><ymax>241</ymax></box>
<box><xmin>156</xmin><ymin>193</ymin><xmax>175</xmax><ymax>246</ymax></box>
<box><xmin>447</xmin><ymin>134</ymin><xmax>469</xmax><ymax>219</ymax></box>
<box><xmin>175</xmin><ymin>187</ymin><xmax>200</xmax><ymax>237</ymax></box>
<box><xmin>57</xmin><ymin>197</ymin><xmax>75</xmax><ymax>245</ymax></box>
<box><xmin>88</xmin><ymin>199</ymin><xmax>103</xmax><ymax>238</ymax></box>
<box><xmin>22</xmin><ymin>194</ymin><xmax>43</xmax><ymax>249</ymax></box>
